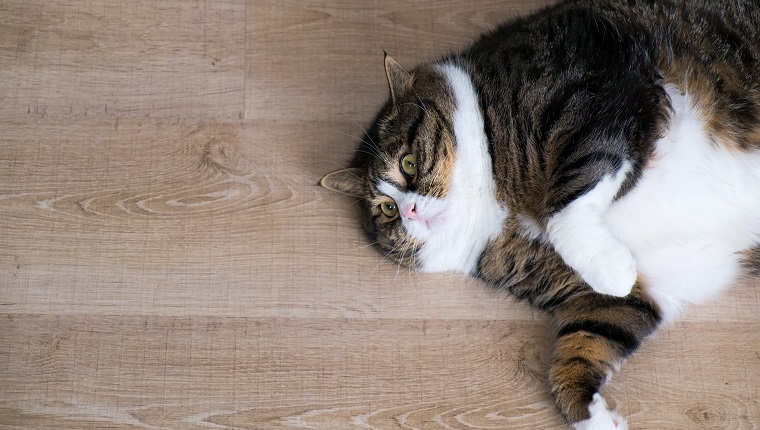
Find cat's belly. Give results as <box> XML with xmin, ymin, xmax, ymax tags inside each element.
<box><xmin>604</xmin><ymin>87</ymin><xmax>760</xmax><ymax>322</ymax></box>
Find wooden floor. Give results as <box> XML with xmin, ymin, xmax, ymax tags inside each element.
<box><xmin>1</xmin><ymin>0</ymin><xmax>759</xmax><ymax>428</ymax></box>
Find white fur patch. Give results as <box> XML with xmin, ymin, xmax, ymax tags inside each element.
<box><xmin>401</xmin><ymin>62</ymin><xmax>507</xmax><ymax>274</ymax></box>
<box><xmin>605</xmin><ymin>86</ymin><xmax>760</xmax><ymax>322</ymax></box>
<box><xmin>572</xmin><ymin>393</ymin><xmax>628</xmax><ymax>430</ymax></box>
<box><xmin>546</xmin><ymin>161</ymin><xmax>637</xmax><ymax>297</ymax></box>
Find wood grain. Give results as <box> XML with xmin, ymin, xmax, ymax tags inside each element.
<box><xmin>1</xmin><ymin>0</ymin><xmax>759</xmax><ymax>429</ymax></box>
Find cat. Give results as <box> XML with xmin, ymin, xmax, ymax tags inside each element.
<box><xmin>321</xmin><ymin>0</ymin><xmax>760</xmax><ymax>428</ymax></box>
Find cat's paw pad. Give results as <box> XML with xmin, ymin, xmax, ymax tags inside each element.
<box><xmin>572</xmin><ymin>393</ymin><xmax>628</xmax><ymax>430</ymax></box>
<box><xmin>578</xmin><ymin>242</ymin><xmax>637</xmax><ymax>297</ymax></box>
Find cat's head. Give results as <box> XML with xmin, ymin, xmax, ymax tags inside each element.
<box><xmin>321</xmin><ymin>55</ymin><xmax>506</xmax><ymax>274</ymax></box>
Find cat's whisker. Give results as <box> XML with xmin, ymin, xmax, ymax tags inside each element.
<box><xmin>395</xmin><ymin>240</ymin><xmax>412</xmax><ymax>282</ymax></box>
<box><xmin>331</xmin><ymin>148</ymin><xmax>379</xmax><ymax>161</ymax></box>
<box><xmin>371</xmin><ymin>241</ymin><xmax>401</xmax><ymax>277</ymax></box>
<box><xmin>370</xmin><ymin>250</ymin><xmax>390</xmax><ymax>277</ymax></box>
<box><xmin>414</xmin><ymin>246</ymin><xmax>428</xmax><ymax>290</ymax></box>
<box><xmin>400</xmin><ymin>101</ymin><xmax>428</xmax><ymax>114</ymax></box>
<box><xmin>389</xmin><ymin>236</ymin><xmax>420</xmax><ymax>295</ymax></box>
<box><xmin>410</xmin><ymin>87</ymin><xmax>429</xmax><ymax>115</ymax></box>
<box><xmin>411</xmin><ymin>242</ymin><xmax>426</xmax><ymax>286</ymax></box>
<box><xmin>406</xmin><ymin>241</ymin><xmax>422</xmax><ymax>296</ymax></box>
<box><xmin>322</xmin><ymin>187</ymin><xmax>363</xmax><ymax>200</ymax></box>
<box><xmin>341</xmin><ymin>112</ymin><xmax>379</xmax><ymax>153</ymax></box>
<box><xmin>335</xmin><ymin>131</ymin><xmax>371</xmax><ymax>145</ymax></box>
<box><xmin>357</xmin><ymin>240</ymin><xmax>380</xmax><ymax>249</ymax></box>
<box><xmin>333</xmin><ymin>132</ymin><xmax>380</xmax><ymax>159</ymax></box>
<box><xmin>320</xmin><ymin>159</ymin><xmax>350</xmax><ymax>170</ymax></box>
<box><xmin>349</xmin><ymin>199</ymin><xmax>367</xmax><ymax>209</ymax></box>
<box><xmin>353</xmin><ymin>149</ymin><xmax>381</xmax><ymax>159</ymax></box>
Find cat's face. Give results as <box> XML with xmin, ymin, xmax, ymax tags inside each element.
<box><xmin>362</xmin><ymin>82</ymin><xmax>457</xmax><ymax>267</ymax></box>
<box><xmin>322</xmin><ymin>56</ymin><xmax>507</xmax><ymax>273</ymax></box>
<box><xmin>329</xmin><ymin>59</ymin><xmax>457</xmax><ymax>267</ymax></box>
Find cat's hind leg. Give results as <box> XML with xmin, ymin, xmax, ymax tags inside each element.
<box><xmin>548</xmin><ymin>283</ymin><xmax>661</xmax><ymax>428</ymax></box>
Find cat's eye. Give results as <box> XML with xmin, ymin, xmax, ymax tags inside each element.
<box><xmin>400</xmin><ymin>153</ymin><xmax>417</xmax><ymax>178</ymax></box>
<box><xmin>380</xmin><ymin>201</ymin><xmax>399</xmax><ymax>219</ymax></box>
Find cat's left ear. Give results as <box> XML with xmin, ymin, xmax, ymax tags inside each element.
<box><xmin>320</xmin><ymin>168</ymin><xmax>366</xmax><ymax>197</ymax></box>
<box><xmin>384</xmin><ymin>52</ymin><xmax>412</xmax><ymax>105</ymax></box>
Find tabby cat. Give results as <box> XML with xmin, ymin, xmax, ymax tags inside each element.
<box><xmin>321</xmin><ymin>0</ymin><xmax>760</xmax><ymax>428</ymax></box>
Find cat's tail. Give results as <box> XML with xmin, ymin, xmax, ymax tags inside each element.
<box><xmin>548</xmin><ymin>282</ymin><xmax>662</xmax><ymax>428</ymax></box>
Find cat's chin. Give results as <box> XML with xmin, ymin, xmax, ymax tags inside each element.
<box><xmin>401</xmin><ymin>217</ymin><xmax>435</xmax><ymax>240</ymax></box>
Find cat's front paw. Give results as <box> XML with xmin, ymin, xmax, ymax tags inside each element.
<box><xmin>576</xmin><ymin>241</ymin><xmax>637</xmax><ymax>297</ymax></box>
<box><xmin>572</xmin><ymin>393</ymin><xmax>628</xmax><ymax>430</ymax></box>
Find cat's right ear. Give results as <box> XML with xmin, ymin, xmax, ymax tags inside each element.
<box><xmin>320</xmin><ymin>168</ymin><xmax>366</xmax><ymax>197</ymax></box>
<box><xmin>384</xmin><ymin>52</ymin><xmax>412</xmax><ymax>105</ymax></box>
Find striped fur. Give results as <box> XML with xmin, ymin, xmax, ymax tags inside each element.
<box><xmin>321</xmin><ymin>0</ymin><xmax>760</xmax><ymax>427</ymax></box>
<box><xmin>478</xmin><ymin>218</ymin><xmax>662</xmax><ymax>424</ymax></box>
<box><xmin>743</xmin><ymin>245</ymin><xmax>760</xmax><ymax>278</ymax></box>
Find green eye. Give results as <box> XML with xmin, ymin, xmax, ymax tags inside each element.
<box><xmin>400</xmin><ymin>153</ymin><xmax>417</xmax><ymax>177</ymax></box>
<box><xmin>380</xmin><ymin>201</ymin><xmax>398</xmax><ymax>218</ymax></box>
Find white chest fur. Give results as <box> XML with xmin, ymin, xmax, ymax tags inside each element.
<box><xmin>413</xmin><ymin>62</ymin><xmax>508</xmax><ymax>274</ymax></box>
<box><xmin>605</xmin><ymin>86</ymin><xmax>760</xmax><ymax>321</ymax></box>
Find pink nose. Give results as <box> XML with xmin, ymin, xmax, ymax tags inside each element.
<box><xmin>402</xmin><ymin>203</ymin><xmax>422</xmax><ymax>221</ymax></box>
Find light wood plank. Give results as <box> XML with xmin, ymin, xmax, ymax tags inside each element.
<box><xmin>0</xmin><ymin>0</ymin><xmax>245</xmax><ymax>119</ymax></box>
<box><xmin>0</xmin><ymin>316</ymin><xmax>758</xmax><ymax>429</ymax></box>
<box><xmin>245</xmin><ymin>0</ymin><xmax>557</xmax><ymax>122</ymax></box>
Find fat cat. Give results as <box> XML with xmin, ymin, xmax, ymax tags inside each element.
<box><xmin>321</xmin><ymin>0</ymin><xmax>760</xmax><ymax>428</ymax></box>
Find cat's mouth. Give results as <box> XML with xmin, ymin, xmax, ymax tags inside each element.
<box><xmin>401</xmin><ymin>202</ymin><xmax>447</xmax><ymax>237</ymax></box>
<box><xmin>400</xmin><ymin>202</ymin><xmax>442</xmax><ymax>228</ymax></box>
